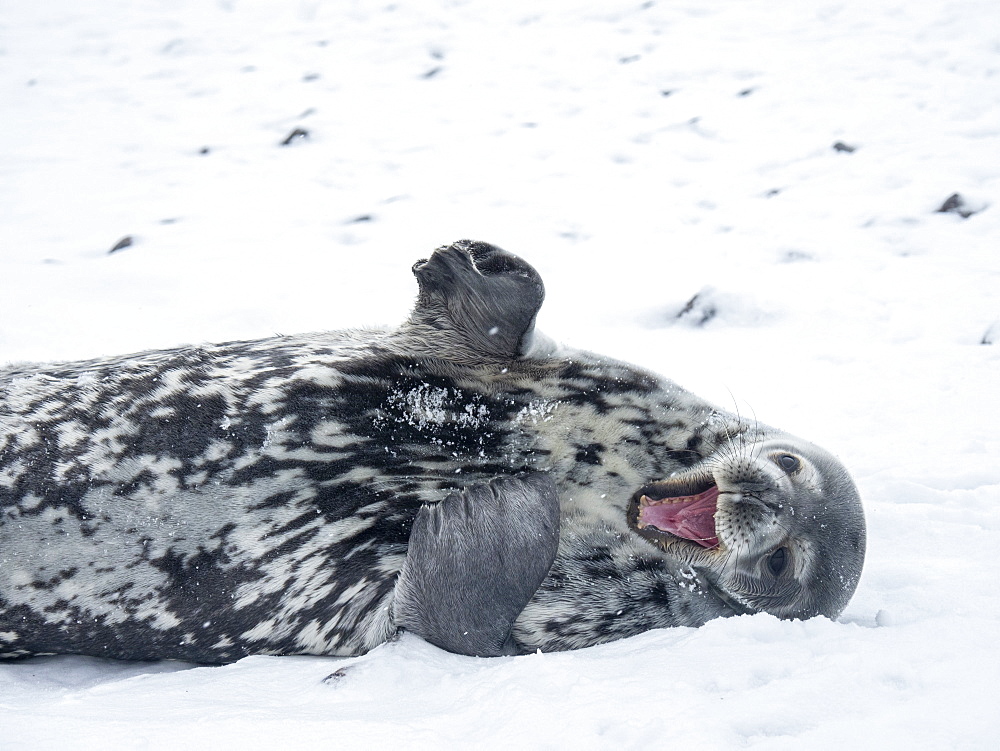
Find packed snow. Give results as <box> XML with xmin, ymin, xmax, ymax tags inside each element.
<box><xmin>2</xmin><ymin>0</ymin><xmax>998</xmax><ymax>747</ymax></box>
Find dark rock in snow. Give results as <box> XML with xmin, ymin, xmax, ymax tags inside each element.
<box><xmin>936</xmin><ymin>193</ymin><xmax>981</xmax><ymax>219</ymax></box>
<box><xmin>832</xmin><ymin>141</ymin><xmax>856</xmax><ymax>153</ymax></box>
<box><xmin>321</xmin><ymin>668</ymin><xmax>351</xmax><ymax>684</ymax></box>
<box><xmin>108</xmin><ymin>236</ymin><xmax>133</xmax><ymax>254</ymax></box>
<box><xmin>676</xmin><ymin>292</ymin><xmax>717</xmax><ymax>327</ymax></box>
<box><xmin>281</xmin><ymin>127</ymin><xmax>310</xmax><ymax>146</ymax></box>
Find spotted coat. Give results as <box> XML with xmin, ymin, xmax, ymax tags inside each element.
<box><xmin>0</xmin><ymin>325</ymin><xmax>741</xmax><ymax>661</ymax></box>
<box><xmin>1</xmin><ymin>241</ymin><xmax>865</xmax><ymax>662</ymax></box>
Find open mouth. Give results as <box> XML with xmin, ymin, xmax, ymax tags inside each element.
<box><xmin>633</xmin><ymin>481</ymin><xmax>720</xmax><ymax>549</ymax></box>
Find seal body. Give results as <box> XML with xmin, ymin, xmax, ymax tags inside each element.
<box><xmin>0</xmin><ymin>241</ymin><xmax>866</xmax><ymax>662</ymax></box>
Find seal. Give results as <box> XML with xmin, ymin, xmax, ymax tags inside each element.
<box><xmin>0</xmin><ymin>240</ymin><xmax>866</xmax><ymax>662</ymax></box>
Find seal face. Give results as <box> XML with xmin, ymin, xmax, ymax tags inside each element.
<box><xmin>627</xmin><ymin>437</ymin><xmax>866</xmax><ymax>621</ymax></box>
<box><xmin>0</xmin><ymin>240</ymin><xmax>866</xmax><ymax>662</ymax></box>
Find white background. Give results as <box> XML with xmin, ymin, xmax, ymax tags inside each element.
<box><xmin>1</xmin><ymin>1</ymin><xmax>998</xmax><ymax>747</ymax></box>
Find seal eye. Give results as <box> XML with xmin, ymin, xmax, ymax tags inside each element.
<box><xmin>767</xmin><ymin>547</ymin><xmax>788</xmax><ymax>577</ymax></box>
<box><xmin>776</xmin><ymin>454</ymin><xmax>800</xmax><ymax>473</ymax></box>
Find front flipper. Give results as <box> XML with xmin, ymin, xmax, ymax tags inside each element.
<box><xmin>404</xmin><ymin>240</ymin><xmax>545</xmax><ymax>363</ymax></box>
<box><xmin>393</xmin><ymin>473</ymin><xmax>560</xmax><ymax>657</ymax></box>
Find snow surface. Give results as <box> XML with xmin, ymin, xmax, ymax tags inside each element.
<box><xmin>2</xmin><ymin>0</ymin><xmax>999</xmax><ymax>747</ymax></box>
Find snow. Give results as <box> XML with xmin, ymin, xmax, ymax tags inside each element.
<box><xmin>2</xmin><ymin>0</ymin><xmax>999</xmax><ymax>747</ymax></box>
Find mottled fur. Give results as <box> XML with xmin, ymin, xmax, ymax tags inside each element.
<box><xmin>0</xmin><ymin>241</ymin><xmax>865</xmax><ymax>662</ymax></box>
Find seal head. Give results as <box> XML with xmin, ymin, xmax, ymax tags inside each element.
<box><xmin>628</xmin><ymin>435</ymin><xmax>866</xmax><ymax>621</ymax></box>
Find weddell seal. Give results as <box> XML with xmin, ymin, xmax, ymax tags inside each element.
<box><xmin>0</xmin><ymin>241</ymin><xmax>866</xmax><ymax>662</ymax></box>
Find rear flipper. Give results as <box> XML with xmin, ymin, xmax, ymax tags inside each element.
<box><xmin>405</xmin><ymin>240</ymin><xmax>546</xmax><ymax>363</ymax></box>
<box><xmin>393</xmin><ymin>473</ymin><xmax>560</xmax><ymax>657</ymax></box>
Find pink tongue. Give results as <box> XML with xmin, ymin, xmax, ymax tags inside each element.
<box><xmin>640</xmin><ymin>485</ymin><xmax>720</xmax><ymax>548</ymax></box>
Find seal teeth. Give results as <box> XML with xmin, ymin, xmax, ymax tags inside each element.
<box><xmin>634</xmin><ymin>485</ymin><xmax>721</xmax><ymax>548</ymax></box>
<box><xmin>637</xmin><ymin>473</ymin><xmax>716</xmax><ymax>503</ymax></box>
<box><xmin>640</xmin><ymin>491</ymin><xmax>703</xmax><ymax>506</ymax></box>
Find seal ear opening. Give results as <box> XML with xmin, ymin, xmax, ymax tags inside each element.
<box><xmin>405</xmin><ymin>240</ymin><xmax>545</xmax><ymax>363</ymax></box>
